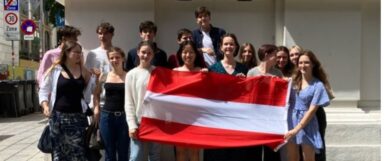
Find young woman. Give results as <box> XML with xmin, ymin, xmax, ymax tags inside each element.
<box><xmin>289</xmin><ymin>45</ymin><xmax>303</xmax><ymax>66</ymax></box>
<box><xmin>238</xmin><ymin>42</ymin><xmax>258</xmax><ymax>70</ymax></box>
<box><xmin>285</xmin><ymin>50</ymin><xmax>332</xmax><ymax>161</ymax></box>
<box><xmin>94</xmin><ymin>47</ymin><xmax>129</xmax><ymax>161</ymax></box>
<box><xmin>125</xmin><ymin>41</ymin><xmax>160</xmax><ymax>161</ymax></box>
<box><xmin>173</xmin><ymin>41</ymin><xmax>206</xmax><ymax>161</ymax></box>
<box><xmin>205</xmin><ymin>33</ymin><xmax>257</xmax><ymax>161</ymax></box>
<box><xmin>276</xmin><ymin>46</ymin><xmax>295</xmax><ymax>79</ymax></box>
<box><xmin>39</xmin><ymin>41</ymin><xmax>92</xmax><ymax>161</ymax></box>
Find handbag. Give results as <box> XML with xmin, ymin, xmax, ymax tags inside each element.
<box><xmin>85</xmin><ymin>120</ymin><xmax>104</xmax><ymax>149</ymax></box>
<box><xmin>37</xmin><ymin>125</ymin><xmax>52</xmax><ymax>153</ymax></box>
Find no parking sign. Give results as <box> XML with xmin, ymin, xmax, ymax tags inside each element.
<box><xmin>21</xmin><ymin>19</ymin><xmax>36</xmax><ymax>40</ymax></box>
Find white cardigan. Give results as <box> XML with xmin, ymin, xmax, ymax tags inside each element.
<box><xmin>38</xmin><ymin>65</ymin><xmax>95</xmax><ymax>113</ymax></box>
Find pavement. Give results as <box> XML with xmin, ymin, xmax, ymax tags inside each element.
<box><xmin>0</xmin><ymin>112</ymin><xmax>50</xmax><ymax>161</ymax></box>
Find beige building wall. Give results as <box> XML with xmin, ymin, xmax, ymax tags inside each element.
<box><xmin>66</xmin><ymin>0</ymin><xmax>380</xmax><ymax>108</ymax></box>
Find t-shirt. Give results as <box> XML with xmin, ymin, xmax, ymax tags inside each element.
<box><xmin>247</xmin><ymin>66</ymin><xmax>283</xmax><ymax>77</ymax></box>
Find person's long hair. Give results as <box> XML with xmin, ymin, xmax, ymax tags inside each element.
<box><xmin>239</xmin><ymin>43</ymin><xmax>257</xmax><ymax>70</ymax></box>
<box><xmin>276</xmin><ymin>46</ymin><xmax>294</xmax><ymax>77</ymax></box>
<box><xmin>293</xmin><ymin>50</ymin><xmax>334</xmax><ymax>99</ymax></box>
<box><xmin>56</xmin><ymin>41</ymin><xmax>82</xmax><ymax>66</ymax></box>
<box><xmin>176</xmin><ymin>41</ymin><xmax>205</xmax><ymax>68</ymax></box>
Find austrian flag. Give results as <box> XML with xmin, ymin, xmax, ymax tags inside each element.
<box><xmin>138</xmin><ymin>67</ymin><xmax>291</xmax><ymax>150</ymax></box>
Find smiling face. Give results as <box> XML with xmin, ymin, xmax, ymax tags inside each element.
<box><xmin>290</xmin><ymin>48</ymin><xmax>301</xmax><ymax>65</ymax></box>
<box><xmin>196</xmin><ymin>13</ymin><xmax>211</xmax><ymax>29</ymax></box>
<box><xmin>221</xmin><ymin>36</ymin><xmax>236</xmax><ymax>57</ymax></box>
<box><xmin>276</xmin><ymin>50</ymin><xmax>289</xmax><ymax>69</ymax></box>
<box><xmin>298</xmin><ymin>55</ymin><xmax>313</xmax><ymax>76</ymax></box>
<box><xmin>241</xmin><ymin>45</ymin><xmax>253</xmax><ymax>63</ymax></box>
<box><xmin>181</xmin><ymin>44</ymin><xmax>196</xmax><ymax>66</ymax></box>
<box><xmin>137</xmin><ymin>45</ymin><xmax>154</xmax><ymax>65</ymax></box>
<box><xmin>108</xmin><ymin>51</ymin><xmax>124</xmax><ymax>69</ymax></box>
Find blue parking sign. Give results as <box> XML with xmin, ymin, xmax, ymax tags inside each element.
<box><xmin>3</xmin><ymin>0</ymin><xmax>18</xmax><ymax>11</ymax></box>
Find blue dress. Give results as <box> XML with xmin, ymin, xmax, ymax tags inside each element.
<box><xmin>289</xmin><ymin>78</ymin><xmax>330</xmax><ymax>153</ymax></box>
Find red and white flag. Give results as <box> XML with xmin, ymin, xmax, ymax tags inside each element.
<box><xmin>138</xmin><ymin>67</ymin><xmax>291</xmax><ymax>150</ymax></box>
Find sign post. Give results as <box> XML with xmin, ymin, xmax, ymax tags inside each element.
<box><xmin>21</xmin><ymin>19</ymin><xmax>37</xmax><ymax>40</ymax></box>
<box><xmin>3</xmin><ymin>0</ymin><xmax>20</xmax><ymax>80</ymax></box>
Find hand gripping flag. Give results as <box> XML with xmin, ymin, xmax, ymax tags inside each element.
<box><xmin>138</xmin><ymin>67</ymin><xmax>291</xmax><ymax>150</ymax></box>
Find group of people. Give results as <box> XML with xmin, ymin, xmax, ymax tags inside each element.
<box><xmin>37</xmin><ymin>6</ymin><xmax>334</xmax><ymax>161</ymax></box>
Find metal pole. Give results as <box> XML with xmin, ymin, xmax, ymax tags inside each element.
<box><xmin>28</xmin><ymin>0</ymin><xmax>32</xmax><ymax>59</ymax></box>
<box><xmin>40</xmin><ymin>0</ymin><xmax>45</xmax><ymax>54</ymax></box>
<box><xmin>12</xmin><ymin>40</ymin><xmax>15</xmax><ymax>80</ymax></box>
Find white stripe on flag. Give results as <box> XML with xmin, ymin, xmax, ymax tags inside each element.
<box><xmin>143</xmin><ymin>91</ymin><xmax>289</xmax><ymax>135</ymax></box>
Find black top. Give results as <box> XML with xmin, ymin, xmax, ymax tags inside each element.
<box><xmin>54</xmin><ymin>73</ymin><xmax>85</xmax><ymax>113</ymax></box>
<box><xmin>103</xmin><ymin>83</ymin><xmax>125</xmax><ymax>111</ymax></box>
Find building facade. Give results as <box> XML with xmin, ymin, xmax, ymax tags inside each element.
<box><xmin>65</xmin><ymin>0</ymin><xmax>380</xmax><ymax>108</ymax></box>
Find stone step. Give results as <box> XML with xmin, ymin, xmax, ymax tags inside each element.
<box><xmin>325</xmin><ymin>123</ymin><xmax>380</xmax><ymax>145</ymax></box>
<box><xmin>325</xmin><ymin>107</ymin><xmax>380</xmax><ymax>123</ymax></box>
<box><xmin>326</xmin><ymin>145</ymin><xmax>380</xmax><ymax>161</ymax></box>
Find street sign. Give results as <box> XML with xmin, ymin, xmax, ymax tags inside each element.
<box><xmin>3</xmin><ymin>10</ymin><xmax>20</xmax><ymax>41</ymax></box>
<box><xmin>21</xmin><ymin>19</ymin><xmax>37</xmax><ymax>35</ymax></box>
<box><xmin>3</xmin><ymin>0</ymin><xmax>18</xmax><ymax>11</ymax></box>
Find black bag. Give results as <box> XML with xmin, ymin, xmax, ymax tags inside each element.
<box><xmin>85</xmin><ymin>121</ymin><xmax>104</xmax><ymax>150</ymax></box>
<box><xmin>37</xmin><ymin>125</ymin><xmax>52</xmax><ymax>153</ymax></box>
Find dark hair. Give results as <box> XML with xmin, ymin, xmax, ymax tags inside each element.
<box><xmin>96</xmin><ymin>22</ymin><xmax>115</xmax><ymax>34</ymax></box>
<box><xmin>139</xmin><ymin>21</ymin><xmax>157</xmax><ymax>34</ymax></box>
<box><xmin>293</xmin><ymin>50</ymin><xmax>334</xmax><ymax>98</ymax></box>
<box><xmin>219</xmin><ymin>33</ymin><xmax>240</xmax><ymax>57</ymax></box>
<box><xmin>108</xmin><ymin>47</ymin><xmax>125</xmax><ymax>59</ymax></box>
<box><xmin>177</xmin><ymin>28</ymin><xmax>192</xmax><ymax>41</ymax></box>
<box><xmin>276</xmin><ymin>46</ymin><xmax>294</xmax><ymax>77</ymax></box>
<box><xmin>195</xmin><ymin>6</ymin><xmax>211</xmax><ymax>18</ymax></box>
<box><xmin>239</xmin><ymin>43</ymin><xmax>257</xmax><ymax>70</ymax></box>
<box><xmin>57</xmin><ymin>25</ymin><xmax>81</xmax><ymax>43</ymax></box>
<box><xmin>176</xmin><ymin>41</ymin><xmax>205</xmax><ymax>68</ymax></box>
<box><xmin>136</xmin><ymin>41</ymin><xmax>156</xmax><ymax>53</ymax></box>
<box><xmin>57</xmin><ymin>41</ymin><xmax>82</xmax><ymax>66</ymax></box>
<box><xmin>257</xmin><ymin>44</ymin><xmax>277</xmax><ymax>61</ymax></box>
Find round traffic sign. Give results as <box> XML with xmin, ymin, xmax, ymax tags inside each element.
<box><xmin>5</xmin><ymin>12</ymin><xmax>18</xmax><ymax>25</ymax></box>
<box><xmin>21</xmin><ymin>19</ymin><xmax>36</xmax><ymax>35</ymax></box>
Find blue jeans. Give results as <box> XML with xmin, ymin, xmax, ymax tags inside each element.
<box><xmin>99</xmin><ymin>110</ymin><xmax>129</xmax><ymax>161</ymax></box>
<box><xmin>129</xmin><ymin>138</ymin><xmax>161</xmax><ymax>161</ymax></box>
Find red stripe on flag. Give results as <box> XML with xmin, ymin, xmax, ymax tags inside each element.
<box><xmin>147</xmin><ymin>67</ymin><xmax>289</xmax><ymax>107</ymax></box>
<box><xmin>138</xmin><ymin>117</ymin><xmax>284</xmax><ymax>149</ymax></box>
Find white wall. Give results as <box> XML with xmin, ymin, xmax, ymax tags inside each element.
<box><xmin>360</xmin><ymin>0</ymin><xmax>380</xmax><ymax>104</ymax></box>
<box><xmin>66</xmin><ymin>0</ymin><xmax>155</xmax><ymax>54</ymax></box>
<box><xmin>284</xmin><ymin>1</ymin><xmax>362</xmax><ymax>101</ymax></box>
<box><xmin>65</xmin><ymin>0</ymin><xmax>380</xmax><ymax>107</ymax></box>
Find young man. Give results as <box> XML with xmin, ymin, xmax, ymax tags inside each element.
<box><xmin>84</xmin><ymin>22</ymin><xmax>115</xmax><ymax>121</ymax></box>
<box><xmin>36</xmin><ymin>25</ymin><xmax>81</xmax><ymax>87</ymax></box>
<box><xmin>168</xmin><ymin>28</ymin><xmax>193</xmax><ymax>68</ymax></box>
<box><xmin>192</xmin><ymin>6</ymin><xmax>226</xmax><ymax>67</ymax></box>
<box><xmin>124</xmin><ymin>21</ymin><xmax>168</xmax><ymax>71</ymax></box>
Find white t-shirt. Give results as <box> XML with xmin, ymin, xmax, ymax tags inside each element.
<box><xmin>85</xmin><ymin>47</ymin><xmax>111</xmax><ymax>108</ymax></box>
<box><xmin>202</xmin><ymin>30</ymin><xmax>216</xmax><ymax>66</ymax></box>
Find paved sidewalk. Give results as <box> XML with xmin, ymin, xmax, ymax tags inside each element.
<box><xmin>0</xmin><ymin>113</ymin><xmax>49</xmax><ymax>161</ymax></box>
